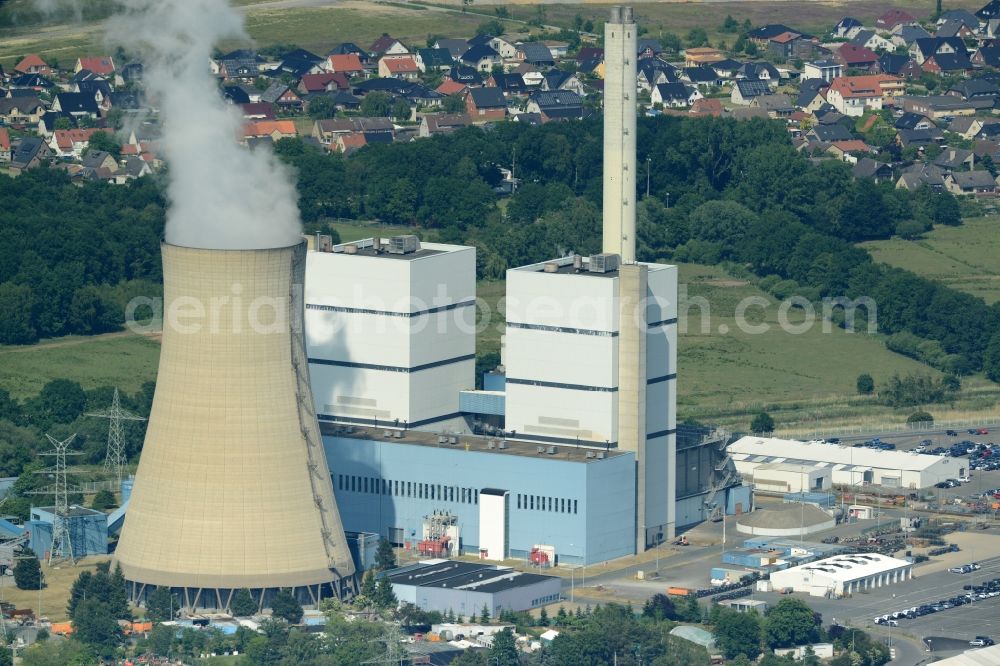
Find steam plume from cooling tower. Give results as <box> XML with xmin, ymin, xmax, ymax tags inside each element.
<box><xmin>111</xmin><ymin>0</ymin><xmax>302</xmax><ymax>250</ymax></box>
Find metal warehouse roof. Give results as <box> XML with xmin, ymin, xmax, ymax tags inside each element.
<box><xmin>385</xmin><ymin>560</ymin><xmax>556</xmax><ymax>592</ymax></box>
<box><xmin>730</xmin><ymin>436</ymin><xmax>951</xmax><ymax>472</ymax></box>
<box><xmin>932</xmin><ymin>644</ymin><xmax>1000</xmax><ymax>665</ymax></box>
<box><xmin>779</xmin><ymin>553</ymin><xmax>910</xmax><ymax>583</ymax></box>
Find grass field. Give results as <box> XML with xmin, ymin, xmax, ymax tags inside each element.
<box><xmin>861</xmin><ymin>216</ymin><xmax>1000</xmax><ymax>305</ymax></box>
<box><xmin>0</xmin><ymin>556</ymin><xmax>111</xmax><ymax>623</ymax></box>
<box><xmin>0</xmin><ymin>332</ymin><xmax>160</xmax><ymax>401</ymax></box>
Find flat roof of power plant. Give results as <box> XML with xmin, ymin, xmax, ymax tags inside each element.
<box><xmin>319</xmin><ymin>420</ymin><xmax>627</xmax><ymax>462</ymax></box>
<box><xmin>512</xmin><ymin>255</ymin><xmax>674</xmax><ymax>277</ymax></box>
<box><xmin>730</xmin><ymin>436</ymin><xmax>950</xmax><ymax>472</ymax></box>
<box><xmin>318</xmin><ymin>237</ymin><xmax>470</xmax><ymax>261</ymax></box>
<box><xmin>386</xmin><ymin>560</ymin><xmax>556</xmax><ymax>592</ymax></box>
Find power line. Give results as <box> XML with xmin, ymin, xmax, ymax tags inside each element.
<box><xmin>86</xmin><ymin>388</ymin><xmax>146</xmax><ymax>489</ymax></box>
<box><xmin>28</xmin><ymin>434</ymin><xmax>83</xmax><ymax>565</ymax></box>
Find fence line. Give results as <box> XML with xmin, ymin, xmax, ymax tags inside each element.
<box><xmin>778</xmin><ymin>417</ymin><xmax>1000</xmax><ymax>440</ymax></box>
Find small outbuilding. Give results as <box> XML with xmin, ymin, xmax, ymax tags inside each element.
<box><xmin>767</xmin><ymin>553</ymin><xmax>913</xmax><ymax>597</ymax></box>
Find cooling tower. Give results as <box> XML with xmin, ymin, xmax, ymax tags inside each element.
<box><xmin>115</xmin><ymin>241</ymin><xmax>356</xmax><ymax>610</ymax></box>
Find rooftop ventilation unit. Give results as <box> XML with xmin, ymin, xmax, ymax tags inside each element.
<box><xmin>344</xmin><ymin>243</ymin><xmax>358</xmax><ymax>255</ymax></box>
<box><xmin>586</xmin><ymin>452</ymin><xmax>595</xmax><ymax>459</ymax></box>
<box><xmin>588</xmin><ymin>253</ymin><xmax>620</xmax><ymax>274</ymax></box>
<box><xmin>547</xmin><ymin>446</ymin><xmax>557</xmax><ymax>455</ymax></box>
<box><xmin>388</xmin><ymin>235</ymin><xmax>420</xmax><ymax>255</ymax></box>
<box><xmin>597</xmin><ymin>451</ymin><xmax>606</xmax><ymax>459</ymax></box>
<box><xmin>449</xmin><ymin>436</ymin><xmax>458</xmax><ymax>445</ymax></box>
<box><xmin>316</xmin><ymin>234</ymin><xmax>333</xmax><ymax>252</ymax></box>
<box><xmin>536</xmin><ymin>446</ymin><xmax>545</xmax><ymax>454</ymax></box>
<box><xmin>393</xmin><ymin>430</ymin><xmax>403</xmax><ymax>439</ymax></box>
<box><xmin>498</xmin><ymin>441</ymin><xmax>507</xmax><ymax>449</ymax></box>
<box><xmin>543</xmin><ymin>262</ymin><xmax>559</xmax><ymax>273</ymax></box>
<box><xmin>438</xmin><ymin>436</ymin><xmax>447</xmax><ymax>444</ymax></box>
<box><xmin>488</xmin><ymin>441</ymin><xmax>496</xmax><ymax>449</ymax></box>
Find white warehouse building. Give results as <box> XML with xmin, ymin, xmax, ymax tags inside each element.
<box><xmin>768</xmin><ymin>553</ymin><xmax>913</xmax><ymax>597</ymax></box>
<box><xmin>729</xmin><ymin>436</ymin><xmax>963</xmax><ymax>489</ymax></box>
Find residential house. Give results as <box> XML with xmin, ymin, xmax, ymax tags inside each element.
<box><xmin>488</xmin><ymin>36</ymin><xmax>518</xmax><ymax>59</ymax></box>
<box><xmin>767</xmin><ymin>31</ymin><xmax>807</xmax><ymax>59</ymax></box>
<box><xmin>710</xmin><ymin>59</ymin><xmax>743</xmax><ymax>79</ymax></box>
<box><xmin>370</xmin><ymin>36</ymin><xmax>408</xmax><ymax>56</ymax></box>
<box><xmin>487</xmin><ymin>72</ymin><xmax>528</xmax><ymax>96</ymax></box>
<box><xmin>9</xmin><ymin>137</ymin><xmax>50</xmax><ymax>172</ymax></box>
<box><xmin>948</xmin><ymin>78</ymin><xmax>999</xmax><ymax>100</ymax></box>
<box><xmin>418</xmin><ymin>113</ymin><xmax>471</xmax><ymax>137</ymax></box>
<box><xmin>934</xmin><ymin>148</ymin><xmax>976</xmax><ymax>171</ymax></box>
<box><xmin>298</xmin><ymin>72</ymin><xmax>350</xmax><ymax>95</ymax></box>
<box><xmin>465</xmin><ymin>87</ymin><xmax>507</xmax><ymax>122</ymax></box>
<box><xmin>689</xmin><ymin>98</ymin><xmax>723</xmax><ymax>117</ymax></box>
<box><xmin>436</xmin><ymin>79</ymin><xmax>468</xmax><ymax>97</ymax></box>
<box><xmin>637</xmin><ymin>38</ymin><xmax>663</xmax><ymax>60</ymax></box>
<box><xmin>260</xmin><ymin>83</ymin><xmax>302</xmax><ymax>110</ymax></box>
<box><xmin>543</xmin><ymin>41</ymin><xmax>570</xmax><ymax>59</ymax></box>
<box><xmin>48</xmin><ymin>128</ymin><xmax>100</xmax><ymax>158</ymax></box>
<box><xmin>8</xmin><ymin>74</ymin><xmax>54</xmax><ymax>91</ymax></box>
<box><xmin>637</xmin><ymin>61</ymin><xmax>678</xmax><ymax>92</ymax></box>
<box><xmin>890</xmin><ymin>25</ymin><xmax>932</xmax><ymax>48</ymax></box>
<box><xmin>825</xmin><ymin>74</ymin><xmax>902</xmax><ymax>116</ymax></box>
<box><xmin>751</xmin><ymin>93</ymin><xmax>796</xmax><ymax>118</ymax></box>
<box><xmin>852</xmin><ymin>157</ymin><xmax>894</xmax><ymax>182</ymax></box>
<box><xmin>808</xmin><ymin>123</ymin><xmax>854</xmax><ymax>142</ymax></box>
<box><xmin>0</xmin><ymin>97</ymin><xmax>46</xmax><ymax>126</ymax></box>
<box><xmin>311</xmin><ymin>90</ymin><xmax>361</xmax><ymax>112</ymax></box>
<box><xmin>75</xmin><ymin>56</ymin><xmax>115</xmax><ymax>76</ymax></box>
<box><xmin>974</xmin><ymin>139</ymin><xmax>1000</xmax><ymax>162</ymax></box>
<box><xmin>328</xmin><ymin>43</ymin><xmax>370</xmax><ymax>64</ymax></box>
<box><xmin>13</xmin><ymin>54</ymin><xmax>50</xmax><ymax>76</ymax></box>
<box><xmin>897</xmin><ymin>127</ymin><xmax>945</xmax><ymax>149</ymax></box>
<box><xmin>461</xmin><ymin>45</ymin><xmax>502</xmax><ymax>72</ymax></box>
<box><xmin>731</xmin><ymin>79</ymin><xmax>772</xmax><ymax>105</ymax></box>
<box><xmin>220</xmin><ymin>56</ymin><xmax>260</xmax><ymax>81</ymax></box>
<box><xmin>938</xmin><ymin>9</ymin><xmax>980</xmax><ymax>29</ymax></box>
<box><xmin>850</xmin><ymin>30</ymin><xmax>894</xmax><ymax>53</ymax></box>
<box><xmin>433</xmin><ymin>38</ymin><xmax>469</xmax><ymax>61</ymax></box>
<box><xmin>909</xmin><ymin>37</ymin><xmax>967</xmax><ymax>65</ymax></box>
<box><xmin>53</xmin><ymin>92</ymin><xmax>101</xmax><ymax>120</ymax></box>
<box><xmin>946</xmin><ymin>170</ymin><xmax>997</xmax><ymax>194</ymax></box>
<box><xmin>796</xmin><ymin>86</ymin><xmax>828</xmax><ymax>112</ymax></box>
<box><xmin>327</xmin><ymin>54</ymin><xmax>365</xmax><ymax>77</ymax></box>
<box><xmin>895</xmin><ymin>112</ymin><xmax>934</xmax><ymax>130</ymax></box>
<box><xmin>542</xmin><ymin>70</ymin><xmax>585</xmax><ymax>96</ymax></box>
<box><xmin>312</xmin><ymin>118</ymin><xmax>393</xmax><ymax>146</ymax></box>
<box><xmin>682</xmin><ymin>66</ymin><xmax>722</xmax><ymax>89</ymax></box>
<box><xmin>244</xmin><ymin>120</ymin><xmax>298</xmax><ymax>142</ymax></box>
<box><xmin>972</xmin><ymin>44</ymin><xmax>1000</xmax><ymax>68</ymax></box>
<box><xmin>876</xmin><ymin>9</ymin><xmax>916</xmax><ymax>30</ymax></box>
<box><xmin>0</xmin><ymin>129</ymin><xmax>11</xmax><ymax>163</ymax></box>
<box><xmin>82</xmin><ymin>150</ymin><xmax>118</xmax><ymax>173</ymax></box>
<box><xmin>737</xmin><ymin>62</ymin><xmax>781</xmax><ymax>85</ymax></box>
<box><xmin>517</xmin><ymin>43</ymin><xmax>554</xmax><ymax>67</ymax></box>
<box><xmin>803</xmin><ymin>60</ymin><xmax>842</xmax><ymax>83</ymax></box>
<box><xmin>922</xmin><ymin>51</ymin><xmax>973</xmax><ymax>75</ymax></box>
<box><xmin>747</xmin><ymin>24</ymin><xmax>802</xmax><ymax>48</ymax></box>
<box><xmin>877</xmin><ymin>53</ymin><xmax>922</xmax><ymax>78</ymax></box>
<box><xmin>337</xmin><ymin>133</ymin><xmax>367</xmax><ymax>155</ymax></box>
<box><xmin>978</xmin><ymin>0</ymin><xmax>1000</xmax><ymax>21</ymax></box>
<box><xmin>240</xmin><ymin>102</ymin><xmax>276</xmax><ymax>120</ymax></box>
<box><xmin>651</xmin><ymin>83</ymin><xmax>701</xmax><ymax>108</ymax></box>
<box><xmin>576</xmin><ymin>47</ymin><xmax>604</xmax><ymax>63</ymax></box>
<box><xmin>516</xmin><ymin>63</ymin><xmax>544</xmax><ymax>87</ymax></box>
<box><xmin>415</xmin><ymin>49</ymin><xmax>454</xmax><ymax>73</ymax></box>
<box><xmin>953</xmin><ymin>116</ymin><xmax>1000</xmax><ymax>138</ymax></box>
<box><xmin>897</xmin><ymin>163</ymin><xmax>947</xmax><ymax>190</ymax></box>
<box><xmin>901</xmin><ymin>95</ymin><xmax>983</xmax><ymax>118</ymax></box>
<box><xmin>526</xmin><ymin>90</ymin><xmax>585</xmax><ymax>121</ymax></box>
<box><xmin>834</xmin><ymin>17</ymin><xmax>864</xmax><ymax>39</ymax></box>
<box><xmin>275</xmin><ymin>49</ymin><xmax>325</xmax><ymax>77</ymax></box>
<box><xmin>378</xmin><ymin>54</ymin><xmax>419</xmax><ymax>80</ymax></box>
<box><xmin>836</xmin><ymin>44</ymin><xmax>879</xmax><ymax>70</ymax></box>
<box><xmin>936</xmin><ymin>19</ymin><xmax>976</xmax><ymax>39</ymax></box>
<box><xmin>828</xmin><ymin>139</ymin><xmax>872</xmax><ymax>161</ymax></box>
<box><xmin>447</xmin><ymin>65</ymin><xmax>483</xmax><ymax>87</ymax></box>
<box><xmin>684</xmin><ymin>47</ymin><xmax>726</xmax><ymax>67</ymax></box>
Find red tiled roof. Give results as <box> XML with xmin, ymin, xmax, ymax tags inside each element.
<box><xmin>436</xmin><ymin>79</ymin><xmax>468</xmax><ymax>95</ymax></box>
<box><xmin>329</xmin><ymin>54</ymin><xmax>364</xmax><ymax>73</ymax></box>
<box><xmin>382</xmin><ymin>56</ymin><xmax>417</xmax><ymax>73</ymax></box>
<box><xmin>53</xmin><ymin>128</ymin><xmax>100</xmax><ymax>151</ymax></box>
<box><xmin>301</xmin><ymin>72</ymin><xmax>349</xmax><ymax>92</ymax></box>
<box><xmin>771</xmin><ymin>31</ymin><xmax>801</xmax><ymax>44</ymax></box>
<box><xmin>828</xmin><ymin>74</ymin><xmax>901</xmax><ymax>98</ymax></box>
<box><xmin>244</xmin><ymin>120</ymin><xmax>297</xmax><ymax>138</ymax></box>
<box><xmin>689</xmin><ymin>98</ymin><xmax>723</xmax><ymax>117</ymax></box>
<box><xmin>338</xmin><ymin>133</ymin><xmax>367</xmax><ymax>152</ymax></box>
<box><xmin>241</xmin><ymin>102</ymin><xmax>276</xmax><ymax>119</ymax></box>
<box><xmin>14</xmin><ymin>54</ymin><xmax>48</xmax><ymax>73</ymax></box>
<box><xmin>838</xmin><ymin>43</ymin><xmax>879</xmax><ymax>64</ymax></box>
<box><xmin>78</xmin><ymin>56</ymin><xmax>115</xmax><ymax>75</ymax></box>
<box><xmin>0</xmin><ymin>128</ymin><xmax>10</xmax><ymax>151</ymax></box>
<box><xmin>831</xmin><ymin>140</ymin><xmax>871</xmax><ymax>152</ymax></box>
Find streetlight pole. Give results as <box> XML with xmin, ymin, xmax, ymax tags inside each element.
<box><xmin>645</xmin><ymin>157</ymin><xmax>651</xmax><ymax>198</ymax></box>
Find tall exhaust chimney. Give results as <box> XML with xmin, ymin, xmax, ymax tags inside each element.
<box><xmin>115</xmin><ymin>241</ymin><xmax>356</xmax><ymax>610</ymax></box>
<box><xmin>603</xmin><ymin>5</ymin><xmax>638</xmax><ymax>264</ymax></box>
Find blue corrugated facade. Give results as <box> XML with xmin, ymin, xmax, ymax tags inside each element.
<box><xmin>323</xmin><ymin>435</ymin><xmax>636</xmax><ymax>565</ymax></box>
<box><xmin>28</xmin><ymin>507</ymin><xmax>108</xmax><ymax>559</ymax></box>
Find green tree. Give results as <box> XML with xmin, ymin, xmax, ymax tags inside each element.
<box><xmin>538</xmin><ymin>607</ymin><xmax>549</xmax><ymax>626</ymax></box>
<box><xmin>19</xmin><ymin>639</ymin><xmax>92</xmax><ymax>666</ymax></box>
<box><xmin>480</xmin><ymin>603</ymin><xmax>491</xmax><ymax>624</ymax></box>
<box><xmin>85</xmin><ymin>131</ymin><xmax>121</xmax><ymax>159</ymax></box>
<box><xmin>307</xmin><ymin>95</ymin><xmax>337</xmax><ymax>120</ymax></box>
<box><xmin>373</xmin><ymin>576</ymin><xmax>397</xmax><ymax>610</ymax></box>
<box><xmin>488</xmin><ymin>627</ymin><xmax>519</xmax><ymax>666</ymax></box>
<box><xmin>72</xmin><ymin>599</ymin><xmax>122</xmax><ymax>657</ymax></box>
<box><xmin>35</xmin><ymin>379</ymin><xmax>88</xmax><ymax>424</ymax></box>
<box><xmin>392</xmin><ymin>98</ymin><xmax>412</xmax><ymax>121</ymax></box>
<box><xmin>230</xmin><ymin>588</ymin><xmax>258</xmax><ymax>616</ymax></box>
<box><xmin>375</xmin><ymin>537</ymin><xmax>397</xmax><ymax>570</ymax></box>
<box><xmin>642</xmin><ymin>593</ymin><xmax>678</xmax><ymax>621</ymax></box>
<box><xmin>714</xmin><ymin>608</ymin><xmax>762</xmax><ymax>660</ymax></box>
<box><xmin>144</xmin><ymin>586</ymin><xmax>176</xmax><ymax>622</ymax></box>
<box><xmin>442</xmin><ymin>94</ymin><xmax>466</xmax><ymax>114</ymax></box>
<box><xmin>720</xmin><ymin>15</ymin><xmax>740</xmax><ymax>32</ymax></box>
<box><xmin>985</xmin><ymin>330</ymin><xmax>1000</xmax><ymax>383</ymax></box>
<box><xmin>750</xmin><ymin>412</ymin><xmax>775</xmax><ymax>435</ymax></box>
<box><xmin>856</xmin><ymin>373</ymin><xmax>875</xmax><ymax>395</ymax></box>
<box><xmin>146</xmin><ymin>623</ymin><xmax>173</xmax><ymax>656</ymax></box>
<box><xmin>476</xmin><ymin>19</ymin><xmax>505</xmax><ymax>36</ymax></box>
<box><xmin>90</xmin><ymin>489</ymin><xmax>117</xmax><ymax>511</ymax></box>
<box><xmin>13</xmin><ymin>549</ymin><xmax>42</xmax><ymax>590</ymax></box>
<box><xmin>360</xmin><ymin>92</ymin><xmax>392</xmax><ymax>117</ymax></box>
<box><xmin>0</xmin><ymin>284</ymin><xmax>38</xmax><ymax>344</ymax></box>
<box><xmin>764</xmin><ymin>598</ymin><xmax>820</xmax><ymax>648</ymax></box>
<box><xmin>686</xmin><ymin>27</ymin><xmax>709</xmax><ymax>47</ymax></box>
<box><xmin>907</xmin><ymin>410</ymin><xmax>933</xmax><ymax>424</ymax></box>
<box><xmin>660</xmin><ymin>32</ymin><xmax>682</xmax><ymax>53</ymax></box>
<box><xmin>271</xmin><ymin>589</ymin><xmax>303</xmax><ymax>623</ymax></box>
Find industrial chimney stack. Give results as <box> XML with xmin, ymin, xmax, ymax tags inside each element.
<box><xmin>603</xmin><ymin>5</ymin><xmax>638</xmax><ymax>263</ymax></box>
<box><xmin>115</xmin><ymin>242</ymin><xmax>356</xmax><ymax>611</ymax></box>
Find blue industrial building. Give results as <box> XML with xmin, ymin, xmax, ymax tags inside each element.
<box><xmin>323</xmin><ymin>424</ymin><xmax>635</xmax><ymax>565</ymax></box>
<box><xmin>27</xmin><ymin>506</ymin><xmax>108</xmax><ymax>559</ymax></box>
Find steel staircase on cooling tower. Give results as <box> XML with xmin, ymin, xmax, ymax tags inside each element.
<box><xmin>289</xmin><ymin>292</ymin><xmax>340</xmax><ymax>570</ymax></box>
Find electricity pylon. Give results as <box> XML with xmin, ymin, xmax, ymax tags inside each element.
<box><xmin>29</xmin><ymin>434</ymin><xmax>83</xmax><ymax>565</ymax></box>
<box><xmin>86</xmin><ymin>388</ymin><xmax>146</xmax><ymax>489</ymax></box>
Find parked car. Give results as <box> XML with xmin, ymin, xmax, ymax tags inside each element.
<box><xmin>970</xmin><ymin>636</ymin><xmax>994</xmax><ymax>647</ymax></box>
<box><xmin>978</xmin><ymin>428</ymin><xmax>990</xmax><ymax>435</ymax></box>
<box><xmin>947</xmin><ymin>430</ymin><xmax>958</xmax><ymax>436</ymax></box>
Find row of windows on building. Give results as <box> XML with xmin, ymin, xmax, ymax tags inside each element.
<box><xmin>531</xmin><ymin>593</ymin><xmax>560</xmax><ymax>606</ymax></box>
<box><xmin>335</xmin><ymin>474</ymin><xmax>579</xmax><ymax>515</ymax></box>
<box><xmin>516</xmin><ymin>493</ymin><xmax>578</xmax><ymax>515</ymax></box>
<box><xmin>337</xmin><ymin>474</ymin><xmax>480</xmax><ymax>504</ymax></box>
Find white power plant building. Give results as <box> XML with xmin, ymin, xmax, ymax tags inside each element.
<box><xmin>305</xmin><ymin>236</ymin><xmax>476</xmax><ymax>429</ymax></box>
<box><xmin>729</xmin><ymin>436</ymin><xmax>961</xmax><ymax>489</ymax></box>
